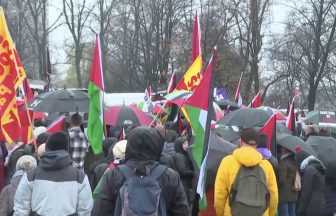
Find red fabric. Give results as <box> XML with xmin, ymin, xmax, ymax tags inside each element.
<box><xmin>47</xmin><ymin>116</ymin><xmax>65</xmax><ymax>133</ymax></box>
<box><xmin>89</xmin><ymin>35</ymin><xmax>104</xmax><ymax>90</ymax></box>
<box><xmin>198</xmin><ymin>186</ymin><xmax>216</xmax><ymax>216</ymax></box>
<box><xmin>286</xmin><ymin>100</ymin><xmax>295</xmax><ymax>132</ymax></box>
<box><xmin>260</xmin><ymin>114</ymin><xmax>276</xmax><ymax>150</ymax></box>
<box><xmin>192</xmin><ymin>11</ymin><xmax>201</xmax><ymax>62</ymax></box>
<box><xmin>22</xmin><ymin>79</ymin><xmax>34</xmax><ymax>101</ymax></box>
<box><xmin>104</xmin><ymin>106</ymin><xmax>153</xmax><ymax>126</ymax></box>
<box><xmin>250</xmin><ymin>91</ymin><xmax>262</xmax><ymax>108</ymax></box>
<box><xmin>117</xmin><ymin>126</ymin><xmax>125</xmax><ymax>141</ymax></box>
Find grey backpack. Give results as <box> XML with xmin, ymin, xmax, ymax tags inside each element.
<box><xmin>229</xmin><ymin>165</ymin><xmax>270</xmax><ymax>216</ymax></box>
<box><xmin>114</xmin><ymin>164</ymin><xmax>167</xmax><ymax>216</ymax></box>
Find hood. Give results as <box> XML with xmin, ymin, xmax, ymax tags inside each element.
<box><xmin>257</xmin><ymin>148</ymin><xmax>272</xmax><ymax>160</ymax></box>
<box><xmin>125</xmin><ymin>126</ymin><xmax>163</xmax><ymax>162</ymax></box>
<box><xmin>39</xmin><ymin>150</ymin><xmax>72</xmax><ymax>170</ymax></box>
<box><xmin>300</xmin><ymin>155</ymin><xmax>325</xmax><ymax>173</ymax></box>
<box><xmin>233</xmin><ymin>146</ymin><xmax>263</xmax><ymax>167</ymax></box>
<box><xmin>174</xmin><ymin>136</ymin><xmax>188</xmax><ymax>154</ymax></box>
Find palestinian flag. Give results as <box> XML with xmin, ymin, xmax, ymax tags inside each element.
<box><xmin>260</xmin><ymin>114</ymin><xmax>276</xmax><ymax>150</ymax></box>
<box><xmin>185</xmin><ymin>47</ymin><xmax>217</xmax><ymax>210</ymax></box>
<box><xmin>250</xmin><ymin>91</ymin><xmax>262</xmax><ymax>108</ymax></box>
<box><xmin>87</xmin><ymin>34</ymin><xmax>105</xmax><ymax>154</ymax></box>
<box><xmin>166</xmin><ymin>72</ymin><xmax>179</xmax><ymax>121</ymax></box>
<box><xmin>286</xmin><ymin>99</ymin><xmax>295</xmax><ymax>134</ymax></box>
<box><xmin>47</xmin><ymin>116</ymin><xmax>65</xmax><ymax>133</ymax></box>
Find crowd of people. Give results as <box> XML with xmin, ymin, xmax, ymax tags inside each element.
<box><xmin>0</xmin><ymin>112</ymin><xmax>335</xmax><ymax>216</ymax></box>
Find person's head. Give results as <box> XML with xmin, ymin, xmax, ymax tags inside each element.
<box><xmin>33</xmin><ymin>126</ymin><xmax>47</xmax><ymax>140</ymax></box>
<box><xmin>102</xmin><ymin>137</ymin><xmax>118</xmax><ymax>157</ymax></box>
<box><xmin>45</xmin><ymin>132</ymin><xmax>69</xmax><ymax>152</ymax></box>
<box><xmin>294</xmin><ymin>146</ymin><xmax>311</xmax><ymax>167</ymax></box>
<box><xmin>174</xmin><ymin>136</ymin><xmax>189</xmax><ymax>153</ymax></box>
<box><xmin>303</xmin><ymin>125</ymin><xmax>315</xmax><ymax>139</ymax></box>
<box><xmin>164</xmin><ymin>129</ymin><xmax>177</xmax><ymax>143</ymax></box>
<box><xmin>34</xmin><ymin>119</ymin><xmax>47</xmax><ymax>128</ymax></box>
<box><xmin>280</xmin><ymin>146</ymin><xmax>291</xmax><ymax>155</ymax></box>
<box><xmin>125</xmin><ymin>126</ymin><xmax>163</xmax><ymax>162</ymax></box>
<box><xmin>154</xmin><ymin>124</ymin><xmax>165</xmax><ymax>137</ymax></box>
<box><xmin>240</xmin><ymin>128</ymin><xmax>259</xmax><ymax>148</ymax></box>
<box><xmin>16</xmin><ymin>155</ymin><xmax>37</xmax><ymax>171</ymax></box>
<box><xmin>70</xmin><ymin>113</ymin><xmax>82</xmax><ymax>127</ymax></box>
<box><xmin>36</xmin><ymin>132</ymin><xmax>51</xmax><ymax>149</ymax></box>
<box><xmin>112</xmin><ymin>140</ymin><xmax>127</xmax><ymax>161</ymax></box>
<box><xmin>258</xmin><ymin>134</ymin><xmax>268</xmax><ymax>149</ymax></box>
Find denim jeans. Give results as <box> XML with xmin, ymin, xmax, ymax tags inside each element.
<box><xmin>278</xmin><ymin>202</ymin><xmax>296</xmax><ymax>216</ymax></box>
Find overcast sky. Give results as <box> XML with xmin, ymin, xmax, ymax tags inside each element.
<box><xmin>48</xmin><ymin>0</ymin><xmax>292</xmax><ymax>76</ymax></box>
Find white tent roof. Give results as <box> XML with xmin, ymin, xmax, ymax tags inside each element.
<box><xmin>104</xmin><ymin>93</ymin><xmax>145</xmax><ymax>107</ymax></box>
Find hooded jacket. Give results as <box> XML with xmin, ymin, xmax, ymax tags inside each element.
<box><xmin>278</xmin><ymin>153</ymin><xmax>298</xmax><ymax>202</ymax></box>
<box><xmin>13</xmin><ymin>150</ymin><xmax>93</xmax><ymax>216</ymax></box>
<box><xmin>297</xmin><ymin>156</ymin><xmax>325</xmax><ymax>216</ymax></box>
<box><xmin>0</xmin><ymin>173</ymin><xmax>23</xmax><ymax>216</ymax></box>
<box><xmin>214</xmin><ymin>146</ymin><xmax>278</xmax><ymax>216</ymax></box>
<box><xmin>91</xmin><ymin>126</ymin><xmax>190</xmax><ymax>216</ymax></box>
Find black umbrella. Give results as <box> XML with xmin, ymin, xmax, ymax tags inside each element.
<box><xmin>276</xmin><ymin>133</ymin><xmax>316</xmax><ymax>156</ymax></box>
<box><xmin>29</xmin><ymin>89</ymin><xmax>89</xmax><ymax>113</ymax></box>
<box><xmin>306</xmin><ymin>136</ymin><xmax>336</xmax><ymax>177</ymax></box>
<box><xmin>218</xmin><ymin>108</ymin><xmax>270</xmax><ymax>128</ymax></box>
<box><xmin>211</xmin><ymin>127</ymin><xmax>240</xmax><ymax>143</ymax></box>
<box><xmin>216</xmin><ymin>100</ymin><xmax>239</xmax><ymax>110</ymax></box>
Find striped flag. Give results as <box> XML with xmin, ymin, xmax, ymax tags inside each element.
<box><xmin>87</xmin><ymin>34</ymin><xmax>105</xmax><ymax>154</ymax></box>
<box><xmin>47</xmin><ymin>116</ymin><xmax>65</xmax><ymax>133</ymax></box>
<box><xmin>234</xmin><ymin>75</ymin><xmax>243</xmax><ymax>107</ymax></box>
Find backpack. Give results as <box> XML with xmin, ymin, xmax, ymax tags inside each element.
<box><xmin>114</xmin><ymin>164</ymin><xmax>168</xmax><ymax>216</ymax></box>
<box><xmin>229</xmin><ymin>165</ymin><xmax>270</xmax><ymax>216</ymax></box>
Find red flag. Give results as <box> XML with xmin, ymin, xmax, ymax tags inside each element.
<box><xmin>192</xmin><ymin>10</ymin><xmax>201</xmax><ymax>62</ymax></box>
<box><xmin>260</xmin><ymin>114</ymin><xmax>276</xmax><ymax>149</ymax></box>
<box><xmin>47</xmin><ymin>116</ymin><xmax>65</xmax><ymax>133</ymax></box>
<box><xmin>250</xmin><ymin>91</ymin><xmax>262</xmax><ymax>108</ymax></box>
<box><xmin>286</xmin><ymin>99</ymin><xmax>295</xmax><ymax>133</ymax></box>
<box><xmin>22</xmin><ymin>79</ymin><xmax>34</xmax><ymax>101</ymax></box>
<box><xmin>234</xmin><ymin>74</ymin><xmax>243</xmax><ymax>107</ymax></box>
<box><xmin>117</xmin><ymin>126</ymin><xmax>126</xmax><ymax>141</ymax></box>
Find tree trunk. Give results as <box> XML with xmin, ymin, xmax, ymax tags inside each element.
<box><xmin>75</xmin><ymin>47</ymin><xmax>83</xmax><ymax>88</ymax></box>
<box><xmin>307</xmin><ymin>82</ymin><xmax>317</xmax><ymax>111</ymax></box>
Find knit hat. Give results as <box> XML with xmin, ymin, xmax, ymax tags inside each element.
<box><xmin>112</xmin><ymin>140</ymin><xmax>127</xmax><ymax>160</ymax></box>
<box><xmin>46</xmin><ymin>132</ymin><xmax>69</xmax><ymax>151</ymax></box>
<box><xmin>36</xmin><ymin>132</ymin><xmax>51</xmax><ymax>149</ymax></box>
<box><xmin>16</xmin><ymin>155</ymin><xmax>37</xmax><ymax>171</ymax></box>
<box><xmin>294</xmin><ymin>146</ymin><xmax>311</xmax><ymax>167</ymax></box>
<box><xmin>33</xmin><ymin>126</ymin><xmax>47</xmax><ymax>139</ymax></box>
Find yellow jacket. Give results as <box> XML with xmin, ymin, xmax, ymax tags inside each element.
<box><xmin>214</xmin><ymin>146</ymin><xmax>278</xmax><ymax>216</ymax></box>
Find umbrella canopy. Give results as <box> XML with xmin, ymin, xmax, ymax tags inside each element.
<box><xmin>258</xmin><ymin>106</ymin><xmax>287</xmax><ymax>121</ymax></box>
<box><xmin>211</xmin><ymin>127</ymin><xmax>240</xmax><ymax>143</ymax></box>
<box><xmin>276</xmin><ymin>133</ymin><xmax>316</xmax><ymax>156</ymax></box>
<box><xmin>218</xmin><ymin>108</ymin><xmax>270</xmax><ymax>128</ymax></box>
<box><xmin>306</xmin><ymin>136</ymin><xmax>336</xmax><ymax>177</ymax></box>
<box><xmin>133</xmin><ymin>102</ymin><xmax>167</xmax><ymax>115</ymax></box>
<box><xmin>216</xmin><ymin>100</ymin><xmax>239</xmax><ymax>110</ymax></box>
<box><xmin>305</xmin><ymin>110</ymin><xmax>319</xmax><ymax>124</ymax></box>
<box><xmin>104</xmin><ymin>105</ymin><xmax>153</xmax><ymax>126</ymax></box>
<box><xmin>28</xmin><ymin>89</ymin><xmax>89</xmax><ymax>113</ymax></box>
<box><xmin>205</xmin><ymin>132</ymin><xmax>237</xmax><ymax>185</ymax></box>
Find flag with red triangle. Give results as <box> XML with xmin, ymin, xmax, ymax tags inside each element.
<box><xmin>250</xmin><ymin>91</ymin><xmax>262</xmax><ymax>108</ymax></box>
<box><xmin>234</xmin><ymin>75</ymin><xmax>243</xmax><ymax>107</ymax></box>
<box><xmin>286</xmin><ymin>99</ymin><xmax>295</xmax><ymax>134</ymax></box>
<box><xmin>47</xmin><ymin>116</ymin><xmax>65</xmax><ymax>133</ymax></box>
<box><xmin>259</xmin><ymin>114</ymin><xmax>276</xmax><ymax>150</ymax></box>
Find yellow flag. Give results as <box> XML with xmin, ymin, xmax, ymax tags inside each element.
<box><xmin>175</xmin><ymin>55</ymin><xmax>202</xmax><ymax>92</ymax></box>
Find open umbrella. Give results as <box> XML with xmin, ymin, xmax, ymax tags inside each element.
<box><xmin>216</xmin><ymin>100</ymin><xmax>239</xmax><ymax>111</ymax></box>
<box><xmin>258</xmin><ymin>106</ymin><xmax>287</xmax><ymax>121</ymax></box>
<box><xmin>218</xmin><ymin>108</ymin><xmax>270</xmax><ymax>128</ymax></box>
<box><xmin>205</xmin><ymin>132</ymin><xmax>237</xmax><ymax>185</ymax></box>
<box><xmin>276</xmin><ymin>133</ymin><xmax>316</xmax><ymax>156</ymax></box>
<box><xmin>305</xmin><ymin>110</ymin><xmax>319</xmax><ymax>124</ymax></box>
<box><xmin>132</xmin><ymin>102</ymin><xmax>167</xmax><ymax>115</ymax></box>
<box><xmin>306</xmin><ymin>136</ymin><xmax>336</xmax><ymax>177</ymax></box>
<box><xmin>104</xmin><ymin>105</ymin><xmax>153</xmax><ymax>126</ymax></box>
<box><xmin>28</xmin><ymin>89</ymin><xmax>89</xmax><ymax>113</ymax></box>
<box><xmin>211</xmin><ymin>127</ymin><xmax>240</xmax><ymax>143</ymax></box>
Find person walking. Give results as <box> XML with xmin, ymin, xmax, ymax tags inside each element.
<box><xmin>173</xmin><ymin>136</ymin><xmax>194</xmax><ymax>204</ymax></box>
<box><xmin>0</xmin><ymin>155</ymin><xmax>37</xmax><ymax>216</ymax></box>
<box><xmin>295</xmin><ymin>147</ymin><xmax>325</xmax><ymax>216</ymax></box>
<box><xmin>13</xmin><ymin>132</ymin><xmax>93</xmax><ymax>216</ymax></box>
<box><xmin>68</xmin><ymin>113</ymin><xmax>89</xmax><ymax>170</ymax></box>
<box><xmin>92</xmin><ymin>126</ymin><xmax>190</xmax><ymax>216</ymax></box>
<box><xmin>214</xmin><ymin>128</ymin><xmax>278</xmax><ymax>216</ymax></box>
<box><xmin>278</xmin><ymin>146</ymin><xmax>299</xmax><ymax>216</ymax></box>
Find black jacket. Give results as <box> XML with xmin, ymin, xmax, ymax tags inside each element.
<box><xmin>297</xmin><ymin>157</ymin><xmax>325</xmax><ymax>216</ymax></box>
<box><xmin>91</xmin><ymin>126</ymin><xmax>190</xmax><ymax>216</ymax></box>
<box><xmin>160</xmin><ymin>153</ymin><xmax>176</xmax><ymax>170</ymax></box>
<box><xmin>325</xmin><ymin>178</ymin><xmax>336</xmax><ymax>214</ymax></box>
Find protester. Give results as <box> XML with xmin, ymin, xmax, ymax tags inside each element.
<box><xmin>257</xmin><ymin>134</ymin><xmax>278</xmax><ymax>174</ymax></box>
<box><xmin>295</xmin><ymin>147</ymin><xmax>325</xmax><ymax>216</ymax></box>
<box><xmin>214</xmin><ymin>128</ymin><xmax>278</xmax><ymax>216</ymax></box>
<box><xmin>90</xmin><ymin>137</ymin><xmax>118</xmax><ymax>189</ymax></box>
<box><xmin>5</xmin><ymin>141</ymin><xmax>27</xmax><ymax>185</ymax></box>
<box><xmin>173</xmin><ymin>136</ymin><xmax>194</xmax><ymax>204</ymax></box>
<box><xmin>302</xmin><ymin>125</ymin><xmax>316</xmax><ymax>140</ymax></box>
<box><xmin>13</xmin><ymin>132</ymin><xmax>93</xmax><ymax>216</ymax></box>
<box><xmin>163</xmin><ymin>129</ymin><xmax>177</xmax><ymax>155</ymax></box>
<box><xmin>0</xmin><ymin>141</ymin><xmax>8</xmax><ymax>191</ymax></box>
<box><xmin>0</xmin><ymin>155</ymin><xmax>37</xmax><ymax>216</ymax></box>
<box><xmin>278</xmin><ymin>146</ymin><xmax>299</xmax><ymax>216</ymax></box>
<box><xmin>154</xmin><ymin>123</ymin><xmax>176</xmax><ymax>170</ymax></box>
<box><xmin>35</xmin><ymin>132</ymin><xmax>51</xmax><ymax>160</ymax></box>
<box><xmin>68</xmin><ymin>113</ymin><xmax>89</xmax><ymax>170</ymax></box>
<box><xmin>92</xmin><ymin>126</ymin><xmax>190</xmax><ymax>215</ymax></box>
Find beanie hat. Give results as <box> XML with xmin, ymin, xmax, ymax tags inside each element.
<box><xmin>258</xmin><ymin>134</ymin><xmax>268</xmax><ymax>148</ymax></box>
<box><xmin>16</xmin><ymin>155</ymin><xmax>37</xmax><ymax>171</ymax></box>
<box><xmin>36</xmin><ymin>132</ymin><xmax>51</xmax><ymax>149</ymax></box>
<box><xmin>294</xmin><ymin>146</ymin><xmax>311</xmax><ymax>167</ymax></box>
<box><xmin>46</xmin><ymin>132</ymin><xmax>69</xmax><ymax>151</ymax></box>
<box><xmin>102</xmin><ymin>137</ymin><xmax>118</xmax><ymax>157</ymax></box>
<box><xmin>33</xmin><ymin>126</ymin><xmax>47</xmax><ymax>139</ymax></box>
<box><xmin>112</xmin><ymin>140</ymin><xmax>127</xmax><ymax>160</ymax></box>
